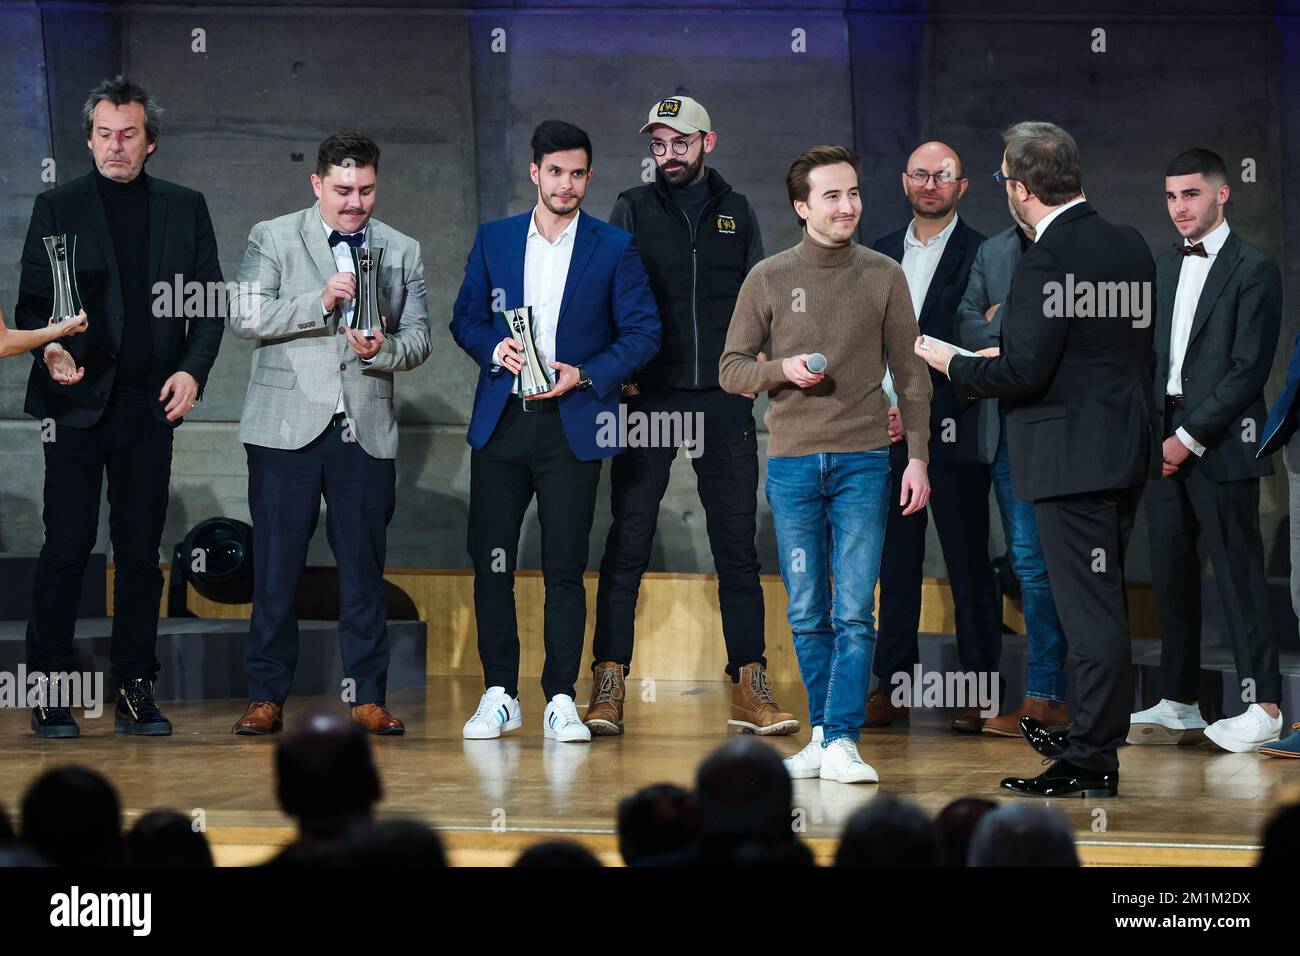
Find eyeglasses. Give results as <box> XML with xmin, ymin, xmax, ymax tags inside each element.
<box><xmin>992</xmin><ymin>171</ymin><xmax>1019</xmax><ymax>187</ymax></box>
<box><xmin>650</xmin><ymin>133</ymin><xmax>703</xmax><ymax>157</ymax></box>
<box><xmin>906</xmin><ymin>170</ymin><xmax>961</xmax><ymax>187</ymax></box>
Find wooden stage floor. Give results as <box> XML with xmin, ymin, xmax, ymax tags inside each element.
<box><xmin>2</xmin><ymin>677</ymin><xmax>1294</xmax><ymax>866</ymax></box>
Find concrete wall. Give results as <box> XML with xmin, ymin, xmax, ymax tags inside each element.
<box><xmin>0</xmin><ymin>0</ymin><xmax>1293</xmax><ymax>581</ymax></box>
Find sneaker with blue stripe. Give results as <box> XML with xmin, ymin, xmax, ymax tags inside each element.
<box><xmin>463</xmin><ymin>687</ymin><xmax>523</xmax><ymax>739</ymax></box>
<box><xmin>543</xmin><ymin>694</ymin><xmax>591</xmax><ymax>743</ymax></box>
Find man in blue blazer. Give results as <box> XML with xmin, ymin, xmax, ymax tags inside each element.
<box><xmin>450</xmin><ymin>120</ymin><xmax>660</xmax><ymax>744</ymax></box>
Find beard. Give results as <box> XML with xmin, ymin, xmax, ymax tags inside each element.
<box><xmin>661</xmin><ymin>151</ymin><xmax>705</xmax><ymax>186</ymax></box>
<box><xmin>540</xmin><ymin>190</ymin><xmax>582</xmax><ymax>216</ymax></box>
<box><xmin>908</xmin><ymin>188</ymin><xmax>955</xmax><ymax>220</ymax></box>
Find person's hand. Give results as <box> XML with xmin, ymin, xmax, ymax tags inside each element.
<box><xmin>742</xmin><ymin>351</ymin><xmax>768</xmax><ymax>399</ymax></box>
<box><xmin>1161</xmin><ymin>434</ymin><xmax>1192</xmax><ymax>478</ymax></box>
<box><xmin>887</xmin><ymin>406</ymin><xmax>904</xmax><ymax>443</ymax></box>
<box><xmin>346</xmin><ymin>315</ymin><xmax>385</xmax><ymax>360</ymax></box>
<box><xmin>44</xmin><ymin>344</ymin><xmax>84</xmax><ymax>385</ymax></box>
<box><xmin>975</xmin><ymin>347</ymin><xmax>1000</xmax><ymax>357</ymax></box>
<box><xmin>984</xmin><ymin>303</ymin><xmax>1001</xmax><ymax>322</ymax></box>
<box><xmin>914</xmin><ymin>335</ymin><xmax>957</xmax><ymax>376</ymax></box>
<box><xmin>781</xmin><ymin>354</ymin><xmax>824</xmax><ymax>389</ymax></box>
<box><xmin>622</xmin><ymin>383</ymin><xmax>640</xmax><ymax>397</ymax></box>
<box><xmin>900</xmin><ymin>458</ymin><xmax>930</xmax><ymax>516</ymax></box>
<box><xmin>532</xmin><ymin>361</ymin><xmax>581</xmax><ymax>399</ymax></box>
<box><xmin>49</xmin><ymin>310</ymin><xmax>88</xmax><ymax>339</ymax></box>
<box><xmin>160</xmin><ymin>370</ymin><xmax>200</xmax><ymax>422</ymax></box>
<box><xmin>495</xmin><ymin>338</ymin><xmax>525</xmax><ymax>374</ymax></box>
<box><xmin>322</xmin><ymin>272</ymin><xmax>356</xmax><ymax>313</ymax></box>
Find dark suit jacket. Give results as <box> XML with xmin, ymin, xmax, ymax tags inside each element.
<box><xmin>1260</xmin><ymin>332</ymin><xmax>1300</xmax><ymax>459</ymax></box>
<box><xmin>14</xmin><ymin>170</ymin><xmax>224</xmax><ymax>428</ymax></box>
<box><xmin>1153</xmin><ymin>231</ymin><xmax>1279</xmax><ymax>481</ymax></box>
<box><xmin>449</xmin><ymin>210</ymin><xmax>661</xmax><ymax>462</ymax></box>
<box><xmin>872</xmin><ymin>216</ymin><xmax>986</xmax><ymax>462</ymax></box>
<box><xmin>948</xmin><ymin>202</ymin><xmax>1159</xmax><ymax>501</ymax></box>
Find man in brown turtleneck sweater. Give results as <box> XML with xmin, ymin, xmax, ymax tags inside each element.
<box><xmin>719</xmin><ymin>144</ymin><xmax>932</xmax><ymax>784</ymax></box>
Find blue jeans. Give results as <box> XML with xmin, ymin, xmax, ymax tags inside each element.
<box><xmin>991</xmin><ymin>424</ymin><xmax>1068</xmax><ymax>702</ymax></box>
<box><xmin>765</xmin><ymin>449</ymin><xmax>891</xmax><ymax>744</ymax></box>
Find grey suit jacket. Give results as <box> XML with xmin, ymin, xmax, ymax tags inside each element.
<box><xmin>229</xmin><ymin>203</ymin><xmax>431</xmax><ymax>459</ymax></box>
<box><xmin>956</xmin><ymin>225</ymin><xmax>1028</xmax><ymax>463</ymax></box>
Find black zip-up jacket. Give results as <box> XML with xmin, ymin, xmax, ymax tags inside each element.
<box><xmin>609</xmin><ymin>166</ymin><xmax>763</xmax><ymax>390</ymax></box>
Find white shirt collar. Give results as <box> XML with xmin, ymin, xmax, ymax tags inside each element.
<box><xmin>1032</xmin><ymin>196</ymin><xmax>1086</xmax><ymax>242</ymax></box>
<box><xmin>528</xmin><ymin>207</ymin><xmax>581</xmax><ymax>244</ymax></box>
<box><xmin>904</xmin><ymin>213</ymin><xmax>959</xmax><ymax>250</ymax></box>
<box><xmin>1186</xmin><ymin>218</ymin><xmax>1230</xmax><ymax>255</ymax></box>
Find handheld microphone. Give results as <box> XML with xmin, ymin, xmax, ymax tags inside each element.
<box><xmin>806</xmin><ymin>352</ymin><xmax>828</xmax><ymax>374</ymax></box>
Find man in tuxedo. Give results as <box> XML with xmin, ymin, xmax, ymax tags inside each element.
<box><xmin>451</xmin><ymin>120</ymin><xmax>660</xmax><ymax>744</ymax></box>
<box><xmin>868</xmin><ymin>141</ymin><xmax>997</xmax><ymax>735</ymax></box>
<box><xmin>1130</xmin><ymin>148</ymin><xmax>1283</xmax><ymax>752</ymax></box>
<box><xmin>15</xmin><ymin>75</ymin><xmax>224</xmax><ymax>738</ymax></box>
<box><xmin>956</xmin><ymin>205</ymin><xmax>1071</xmax><ymax>738</ymax></box>
<box><xmin>916</xmin><ymin>121</ymin><xmax>1158</xmax><ymax>797</ymax></box>
<box><xmin>228</xmin><ymin>133</ymin><xmax>432</xmax><ymax>736</ymax></box>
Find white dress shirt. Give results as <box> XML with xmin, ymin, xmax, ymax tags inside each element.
<box><xmin>1031</xmin><ymin>196</ymin><xmax>1086</xmax><ymax>242</ymax></box>
<box><xmin>1166</xmin><ymin>219</ymin><xmax>1231</xmax><ymax>456</ymax></box>
<box><xmin>496</xmin><ymin>208</ymin><xmax>580</xmax><ymax>394</ymax></box>
<box><xmin>883</xmin><ymin>215</ymin><xmax>958</xmax><ymax>406</ymax></box>
<box><xmin>321</xmin><ymin>216</ymin><xmax>367</xmax><ymax>414</ymax></box>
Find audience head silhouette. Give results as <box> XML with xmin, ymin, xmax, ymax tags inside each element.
<box><xmin>968</xmin><ymin>803</ymin><xmax>1079</xmax><ymax>867</ymax></box>
<box><xmin>21</xmin><ymin>765</ymin><xmax>122</xmax><ymax>866</ymax></box>
<box><xmin>275</xmin><ymin>711</ymin><xmax>381</xmax><ymax>840</ymax></box>
<box><xmin>835</xmin><ymin>795</ymin><xmax>940</xmax><ymax>867</ymax></box>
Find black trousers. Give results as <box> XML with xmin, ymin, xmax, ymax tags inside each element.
<box><xmin>245</xmin><ymin>416</ymin><xmax>396</xmax><ymax>705</ymax></box>
<box><xmin>468</xmin><ymin>401</ymin><xmax>603</xmax><ymax>700</ymax></box>
<box><xmin>594</xmin><ymin>387</ymin><xmax>764</xmax><ymax>681</ymax></box>
<box><xmin>26</xmin><ymin>390</ymin><xmax>174</xmax><ymax>684</ymax></box>
<box><xmin>875</xmin><ymin>441</ymin><xmax>1002</xmax><ymax>688</ymax></box>
<box><xmin>1146</xmin><ymin>432</ymin><xmax>1281</xmax><ymax>703</ymax></box>
<box><xmin>1035</xmin><ymin>484</ymin><xmax>1143</xmax><ymax>773</ymax></box>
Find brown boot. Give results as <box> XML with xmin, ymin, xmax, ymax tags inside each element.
<box><xmin>351</xmin><ymin>703</ymin><xmax>406</xmax><ymax>735</ymax></box>
<box><xmin>233</xmin><ymin>700</ymin><xmax>283</xmax><ymax>735</ymax></box>
<box><xmin>983</xmin><ymin>696</ymin><xmax>1069</xmax><ymax>737</ymax></box>
<box><xmin>950</xmin><ymin>706</ymin><xmax>985</xmax><ymax>735</ymax></box>
<box><xmin>585</xmin><ymin>661</ymin><xmax>625</xmax><ymax>736</ymax></box>
<box><xmin>729</xmin><ymin>663</ymin><xmax>799</xmax><ymax>736</ymax></box>
<box><xmin>863</xmin><ymin>691</ymin><xmax>910</xmax><ymax>728</ymax></box>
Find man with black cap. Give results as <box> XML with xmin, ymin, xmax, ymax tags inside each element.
<box><xmin>584</xmin><ymin>95</ymin><xmax>796</xmax><ymax>738</ymax></box>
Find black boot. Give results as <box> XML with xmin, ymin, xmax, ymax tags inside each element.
<box><xmin>115</xmin><ymin>678</ymin><xmax>173</xmax><ymax>736</ymax></box>
<box><xmin>31</xmin><ymin>705</ymin><xmax>80</xmax><ymax>738</ymax></box>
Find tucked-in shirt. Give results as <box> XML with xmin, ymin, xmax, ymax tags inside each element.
<box><xmin>1167</xmin><ymin>219</ymin><xmax>1231</xmax><ymax>456</ymax></box>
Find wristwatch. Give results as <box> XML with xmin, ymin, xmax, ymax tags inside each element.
<box><xmin>576</xmin><ymin>366</ymin><xmax>592</xmax><ymax>389</ymax></box>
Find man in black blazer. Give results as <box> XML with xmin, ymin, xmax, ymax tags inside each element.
<box><xmin>869</xmin><ymin>142</ymin><xmax>997</xmax><ymax>734</ymax></box>
<box><xmin>14</xmin><ymin>76</ymin><xmax>224</xmax><ymax>738</ymax></box>
<box><xmin>917</xmin><ymin>122</ymin><xmax>1158</xmax><ymax>797</ymax></box>
<box><xmin>1130</xmin><ymin>148</ymin><xmax>1283</xmax><ymax>752</ymax></box>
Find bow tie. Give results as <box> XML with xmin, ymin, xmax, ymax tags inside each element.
<box><xmin>328</xmin><ymin>230</ymin><xmax>365</xmax><ymax>249</ymax></box>
<box><xmin>1174</xmin><ymin>242</ymin><xmax>1208</xmax><ymax>258</ymax></box>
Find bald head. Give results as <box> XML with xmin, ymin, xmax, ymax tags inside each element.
<box><xmin>902</xmin><ymin>141</ymin><xmax>967</xmax><ymax>222</ymax></box>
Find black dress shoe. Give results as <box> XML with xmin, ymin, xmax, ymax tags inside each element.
<box><xmin>1020</xmin><ymin>715</ymin><xmax>1069</xmax><ymax>758</ymax></box>
<box><xmin>115</xmin><ymin>678</ymin><xmax>173</xmax><ymax>736</ymax></box>
<box><xmin>31</xmin><ymin>706</ymin><xmax>80</xmax><ymax>738</ymax></box>
<box><xmin>1001</xmin><ymin>758</ymin><xmax>1118</xmax><ymax>798</ymax></box>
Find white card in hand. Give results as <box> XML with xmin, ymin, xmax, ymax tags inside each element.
<box><xmin>918</xmin><ymin>335</ymin><xmax>978</xmax><ymax>357</ymax></box>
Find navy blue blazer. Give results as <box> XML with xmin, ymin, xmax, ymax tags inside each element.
<box><xmin>450</xmin><ymin>210</ymin><xmax>660</xmax><ymax>461</ymax></box>
<box><xmin>1260</xmin><ymin>332</ymin><xmax>1300</xmax><ymax>458</ymax></box>
<box><xmin>872</xmin><ymin>216</ymin><xmax>986</xmax><ymax>461</ymax></box>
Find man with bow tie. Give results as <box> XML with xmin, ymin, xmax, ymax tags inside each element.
<box><xmin>1129</xmin><ymin>148</ymin><xmax>1285</xmax><ymax>753</ymax></box>
<box><xmin>227</xmin><ymin>133</ymin><xmax>432</xmax><ymax>736</ymax></box>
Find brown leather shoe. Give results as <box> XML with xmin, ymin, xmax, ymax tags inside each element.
<box><xmin>351</xmin><ymin>703</ymin><xmax>405</xmax><ymax>735</ymax></box>
<box><xmin>983</xmin><ymin>696</ymin><xmax>1069</xmax><ymax>737</ymax></box>
<box><xmin>950</xmin><ymin>706</ymin><xmax>985</xmax><ymax>735</ymax></box>
<box><xmin>863</xmin><ymin>691</ymin><xmax>910</xmax><ymax>727</ymax></box>
<box><xmin>233</xmin><ymin>700</ymin><xmax>282</xmax><ymax>735</ymax></box>
<box><xmin>584</xmin><ymin>661</ymin><xmax>625</xmax><ymax>735</ymax></box>
<box><xmin>729</xmin><ymin>663</ymin><xmax>799</xmax><ymax>736</ymax></box>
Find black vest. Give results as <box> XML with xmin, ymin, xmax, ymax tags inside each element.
<box><xmin>617</xmin><ymin>167</ymin><xmax>755</xmax><ymax>389</ymax></box>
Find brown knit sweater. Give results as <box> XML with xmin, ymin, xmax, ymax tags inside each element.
<box><xmin>719</xmin><ymin>232</ymin><xmax>932</xmax><ymax>461</ymax></box>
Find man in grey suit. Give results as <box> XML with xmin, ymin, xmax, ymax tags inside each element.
<box><xmin>227</xmin><ymin>133</ymin><xmax>432</xmax><ymax>736</ymax></box>
<box><xmin>956</xmin><ymin>201</ymin><xmax>1069</xmax><ymax>738</ymax></box>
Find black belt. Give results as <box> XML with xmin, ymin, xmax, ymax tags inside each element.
<box><xmin>1165</xmin><ymin>395</ymin><xmax>1185</xmax><ymax>411</ymax></box>
<box><xmin>520</xmin><ymin>396</ymin><xmax>558</xmax><ymax>413</ymax></box>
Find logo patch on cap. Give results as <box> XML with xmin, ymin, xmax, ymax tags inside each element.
<box><xmin>716</xmin><ymin>214</ymin><xmax>737</xmax><ymax>234</ymax></box>
<box><xmin>656</xmin><ymin>98</ymin><xmax>682</xmax><ymax>117</ymax></box>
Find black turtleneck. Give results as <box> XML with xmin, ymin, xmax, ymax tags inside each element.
<box><xmin>93</xmin><ymin>165</ymin><xmax>153</xmax><ymax>393</ymax></box>
<box><xmin>668</xmin><ymin>172</ymin><xmax>712</xmax><ymax>231</ymax></box>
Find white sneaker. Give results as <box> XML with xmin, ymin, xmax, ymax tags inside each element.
<box><xmin>784</xmin><ymin>726</ymin><xmax>824</xmax><ymax>779</ymax></box>
<box><xmin>462</xmin><ymin>687</ymin><xmax>522</xmax><ymax>739</ymax></box>
<box><xmin>1127</xmin><ymin>698</ymin><xmax>1206</xmax><ymax>745</ymax></box>
<box><xmin>543</xmin><ymin>694</ymin><xmax>592</xmax><ymax>743</ymax></box>
<box><xmin>819</xmin><ymin>737</ymin><xmax>879</xmax><ymax>784</ymax></box>
<box><xmin>1205</xmin><ymin>704</ymin><xmax>1284</xmax><ymax>753</ymax></box>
